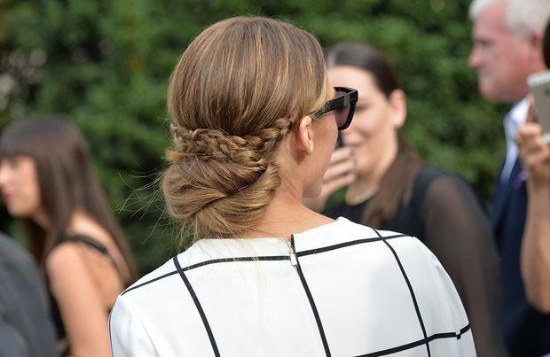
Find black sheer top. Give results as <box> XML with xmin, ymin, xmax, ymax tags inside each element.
<box><xmin>324</xmin><ymin>166</ymin><xmax>507</xmax><ymax>356</ymax></box>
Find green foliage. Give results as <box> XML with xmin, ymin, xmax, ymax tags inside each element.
<box><xmin>1</xmin><ymin>0</ymin><xmax>506</xmax><ymax>273</ymax></box>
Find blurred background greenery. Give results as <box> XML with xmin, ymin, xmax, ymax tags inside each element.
<box><xmin>0</xmin><ymin>0</ymin><xmax>507</xmax><ymax>274</ymax></box>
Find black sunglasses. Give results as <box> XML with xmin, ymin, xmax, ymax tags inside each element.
<box><xmin>312</xmin><ymin>86</ymin><xmax>358</xmax><ymax>130</ymax></box>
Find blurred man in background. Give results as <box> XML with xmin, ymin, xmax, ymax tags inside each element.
<box><xmin>469</xmin><ymin>0</ymin><xmax>550</xmax><ymax>355</ymax></box>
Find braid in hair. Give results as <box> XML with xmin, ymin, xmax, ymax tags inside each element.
<box><xmin>163</xmin><ymin>117</ymin><xmax>296</xmax><ymax>238</ymax></box>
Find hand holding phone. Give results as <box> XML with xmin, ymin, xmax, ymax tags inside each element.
<box><xmin>527</xmin><ymin>71</ymin><xmax>550</xmax><ymax>142</ymax></box>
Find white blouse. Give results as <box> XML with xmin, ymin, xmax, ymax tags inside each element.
<box><xmin>110</xmin><ymin>218</ymin><xmax>475</xmax><ymax>356</ymax></box>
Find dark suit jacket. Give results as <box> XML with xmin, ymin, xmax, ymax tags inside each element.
<box><xmin>492</xmin><ymin>157</ymin><xmax>550</xmax><ymax>356</ymax></box>
<box><xmin>0</xmin><ymin>233</ymin><xmax>58</xmax><ymax>357</ymax></box>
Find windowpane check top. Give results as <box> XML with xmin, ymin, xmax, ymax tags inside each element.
<box><xmin>110</xmin><ymin>218</ymin><xmax>475</xmax><ymax>357</ymax></box>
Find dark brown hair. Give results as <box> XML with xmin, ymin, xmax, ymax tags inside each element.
<box><xmin>327</xmin><ymin>42</ymin><xmax>423</xmax><ymax>228</ymax></box>
<box><xmin>0</xmin><ymin>116</ymin><xmax>137</xmax><ymax>279</ymax></box>
<box><xmin>163</xmin><ymin>16</ymin><xmax>327</xmax><ymax>239</ymax></box>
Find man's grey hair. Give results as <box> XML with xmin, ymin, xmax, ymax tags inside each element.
<box><xmin>469</xmin><ymin>0</ymin><xmax>550</xmax><ymax>37</ymax></box>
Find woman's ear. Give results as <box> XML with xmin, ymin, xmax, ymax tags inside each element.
<box><xmin>389</xmin><ymin>89</ymin><xmax>407</xmax><ymax>129</ymax></box>
<box><xmin>294</xmin><ymin>115</ymin><xmax>315</xmax><ymax>155</ymax></box>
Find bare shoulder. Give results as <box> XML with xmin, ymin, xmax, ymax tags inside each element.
<box><xmin>46</xmin><ymin>241</ymin><xmax>85</xmax><ymax>274</ymax></box>
<box><xmin>45</xmin><ymin>242</ymin><xmax>92</xmax><ymax>284</ymax></box>
<box><xmin>45</xmin><ymin>242</ymin><xmax>97</xmax><ymax>299</ymax></box>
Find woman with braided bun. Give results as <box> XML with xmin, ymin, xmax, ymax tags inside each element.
<box><xmin>109</xmin><ymin>16</ymin><xmax>476</xmax><ymax>356</ymax></box>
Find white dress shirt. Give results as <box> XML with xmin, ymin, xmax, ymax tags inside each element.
<box><xmin>501</xmin><ymin>97</ymin><xmax>529</xmax><ymax>183</ymax></box>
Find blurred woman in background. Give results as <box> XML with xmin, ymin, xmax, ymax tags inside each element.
<box><xmin>0</xmin><ymin>116</ymin><xmax>137</xmax><ymax>357</ymax></box>
<box><xmin>309</xmin><ymin>42</ymin><xmax>506</xmax><ymax>356</ymax></box>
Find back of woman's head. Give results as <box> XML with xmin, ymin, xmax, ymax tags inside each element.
<box><xmin>327</xmin><ymin>42</ymin><xmax>399</xmax><ymax>98</ymax></box>
<box><xmin>164</xmin><ymin>16</ymin><xmax>327</xmax><ymax>239</ymax></box>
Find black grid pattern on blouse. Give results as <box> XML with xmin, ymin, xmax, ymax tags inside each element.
<box><xmin>121</xmin><ymin>232</ymin><xmax>471</xmax><ymax>356</ymax></box>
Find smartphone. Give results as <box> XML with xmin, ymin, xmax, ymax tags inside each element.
<box><xmin>527</xmin><ymin>71</ymin><xmax>550</xmax><ymax>142</ymax></box>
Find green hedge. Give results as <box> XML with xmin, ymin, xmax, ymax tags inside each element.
<box><xmin>0</xmin><ymin>0</ymin><xmax>506</xmax><ymax>273</ymax></box>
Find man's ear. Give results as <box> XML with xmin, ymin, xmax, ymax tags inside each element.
<box><xmin>294</xmin><ymin>115</ymin><xmax>315</xmax><ymax>155</ymax></box>
<box><xmin>527</xmin><ymin>32</ymin><xmax>544</xmax><ymax>63</ymax></box>
<box><xmin>389</xmin><ymin>89</ymin><xmax>407</xmax><ymax>129</ymax></box>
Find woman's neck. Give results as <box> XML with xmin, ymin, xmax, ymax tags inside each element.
<box><xmin>346</xmin><ymin>139</ymin><xmax>399</xmax><ymax>205</ymax></box>
<box><xmin>31</xmin><ymin>211</ymin><xmax>50</xmax><ymax>230</ymax></box>
<box><xmin>65</xmin><ymin>208</ymin><xmax>103</xmax><ymax>237</ymax></box>
<box><xmin>31</xmin><ymin>207</ymin><xmax>95</xmax><ymax>238</ymax></box>
<box><xmin>345</xmin><ymin>181</ymin><xmax>378</xmax><ymax>205</ymax></box>
<box><xmin>241</xmin><ymin>187</ymin><xmax>333</xmax><ymax>240</ymax></box>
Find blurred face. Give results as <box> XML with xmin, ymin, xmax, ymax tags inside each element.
<box><xmin>328</xmin><ymin>66</ymin><xmax>401</xmax><ymax>180</ymax></box>
<box><xmin>468</xmin><ymin>2</ymin><xmax>533</xmax><ymax>103</ymax></box>
<box><xmin>0</xmin><ymin>156</ymin><xmax>42</xmax><ymax>219</ymax></box>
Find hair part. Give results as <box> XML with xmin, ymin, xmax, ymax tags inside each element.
<box><xmin>327</xmin><ymin>42</ymin><xmax>399</xmax><ymax>98</ymax></box>
<box><xmin>163</xmin><ymin>16</ymin><xmax>327</xmax><ymax>239</ymax></box>
<box><xmin>0</xmin><ymin>116</ymin><xmax>137</xmax><ymax>278</ymax></box>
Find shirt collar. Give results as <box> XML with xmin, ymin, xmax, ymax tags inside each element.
<box><xmin>505</xmin><ymin>97</ymin><xmax>529</xmax><ymax>141</ymax></box>
<box><xmin>500</xmin><ymin>97</ymin><xmax>529</xmax><ymax>183</ymax></box>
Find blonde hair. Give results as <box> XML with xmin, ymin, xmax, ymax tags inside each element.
<box><xmin>163</xmin><ymin>16</ymin><xmax>327</xmax><ymax>239</ymax></box>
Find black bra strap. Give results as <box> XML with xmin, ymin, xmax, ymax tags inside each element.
<box><xmin>63</xmin><ymin>235</ymin><xmax>129</xmax><ymax>287</ymax></box>
<box><xmin>65</xmin><ymin>235</ymin><xmax>108</xmax><ymax>254</ymax></box>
